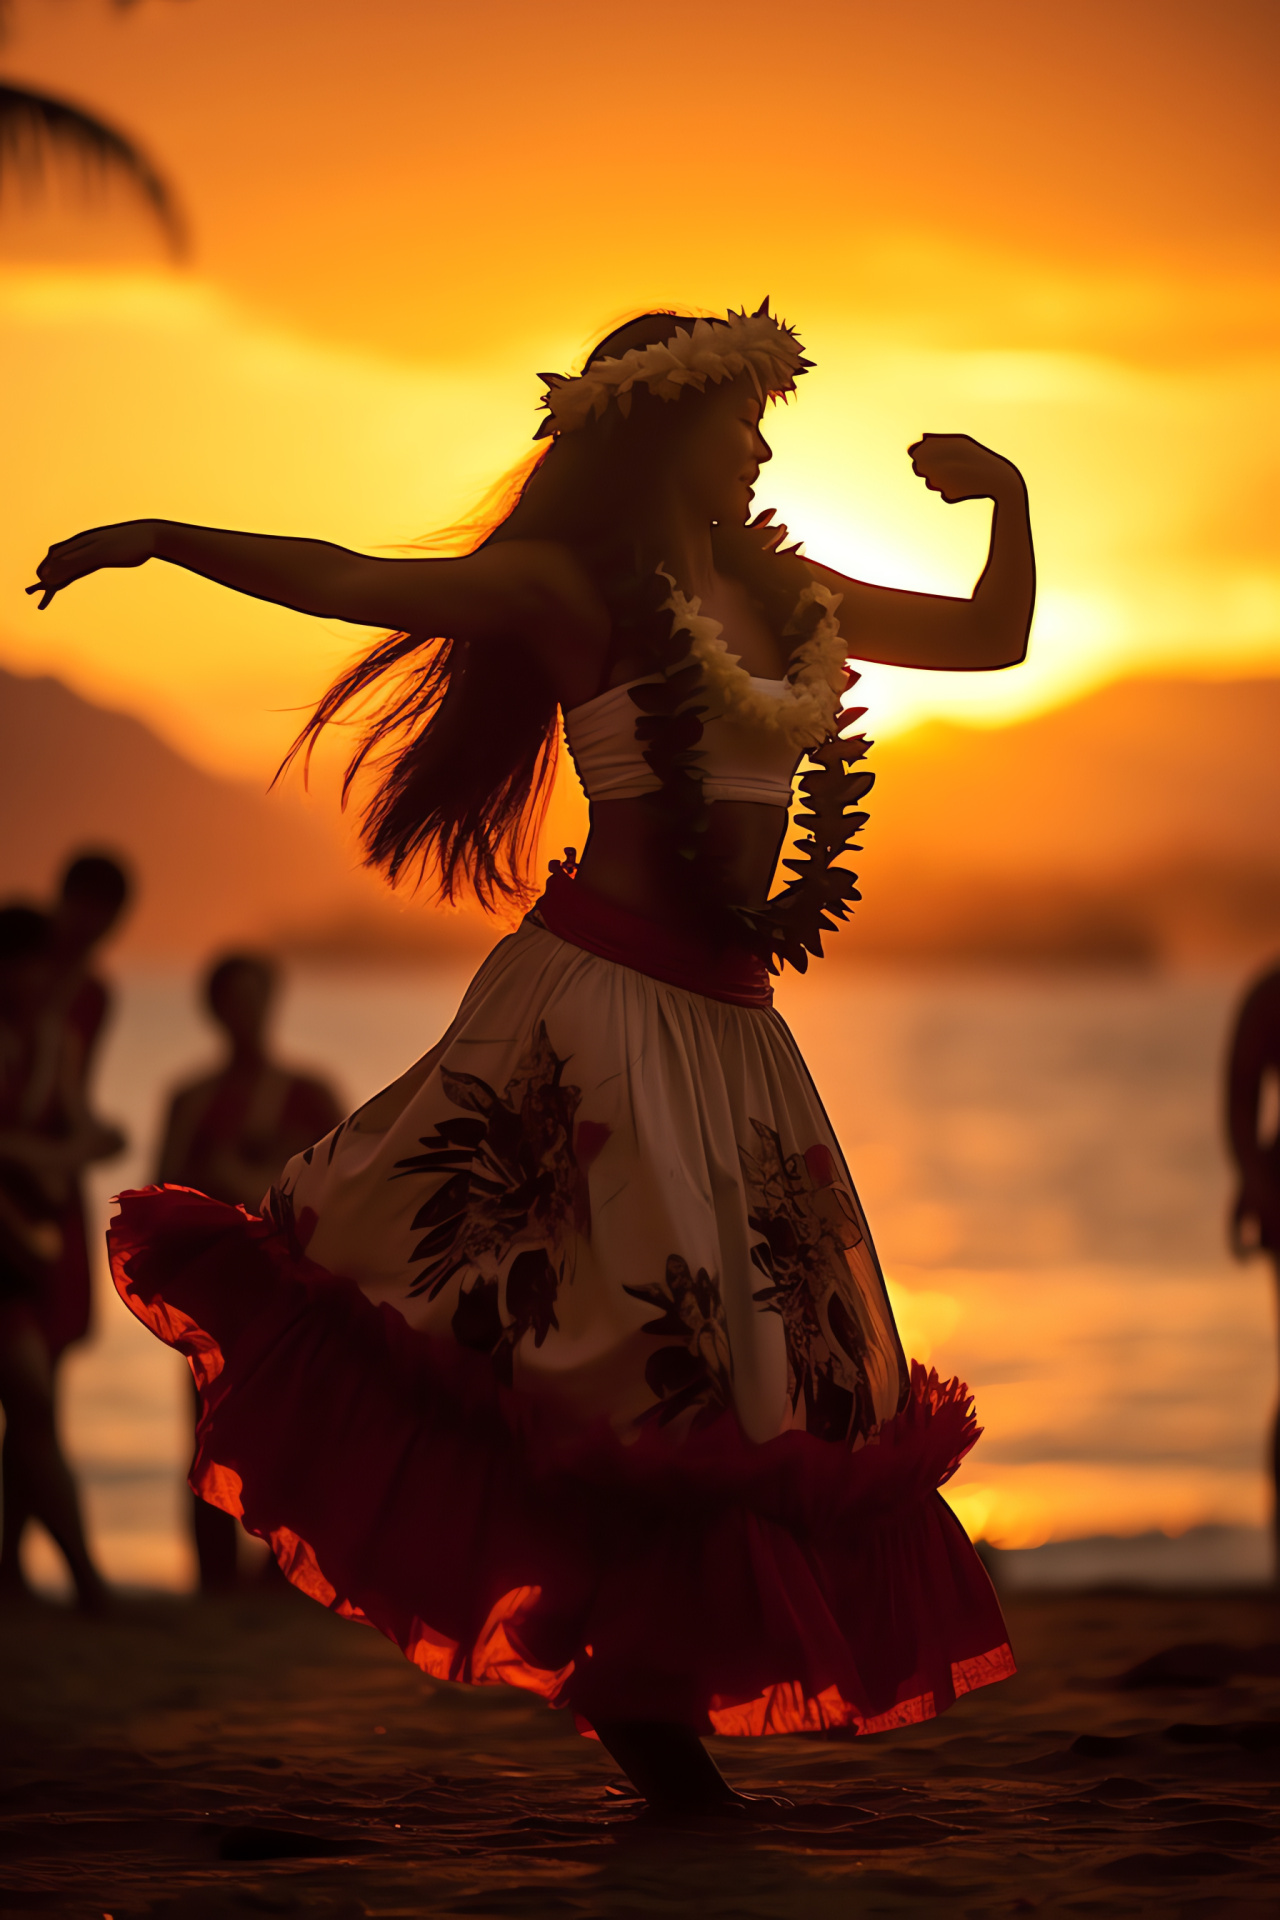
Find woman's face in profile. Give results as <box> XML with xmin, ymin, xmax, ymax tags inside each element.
<box><xmin>679</xmin><ymin>377</ymin><xmax>773</xmax><ymax>526</ymax></box>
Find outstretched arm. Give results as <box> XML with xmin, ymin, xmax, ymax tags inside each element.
<box><xmin>27</xmin><ymin>520</ymin><xmax>607</xmax><ymax>653</ymax></box>
<box><xmin>807</xmin><ymin>434</ymin><xmax>1034</xmax><ymax>672</ymax></box>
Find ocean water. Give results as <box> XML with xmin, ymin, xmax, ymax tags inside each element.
<box><xmin>23</xmin><ymin>955</ymin><xmax>1277</xmax><ymax>1595</ymax></box>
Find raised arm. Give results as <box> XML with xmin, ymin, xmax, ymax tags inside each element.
<box><xmin>807</xmin><ymin>434</ymin><xmax>1034</xmax><ymax>672</ymax></box>
<box><xmin>28</xmin><ymin>521</ymin><xmax>608</xmax><ymax>661</ymax></box>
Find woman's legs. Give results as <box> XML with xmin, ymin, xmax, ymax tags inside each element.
<box><xmin>189</xmin><ymin>1375</ymin><xmax>238</xmax><ymax>1591</ymax></box>
<box><xmin>0</xmin><ymin>1313</ymin><xmax>108</xmax><ymax>1611</ymax></box>
<box><xmin>192</xmin><ymin>1490</ymin><xmax>239</xmax><ymax>1592</ymax></box>
<box><xmin>592</xmin><ymin>1720</ymin><xmax>743</xmax><ymax>1814</ymax></box>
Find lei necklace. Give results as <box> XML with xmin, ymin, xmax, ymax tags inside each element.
<box><xmin>623</xmin><ymin>547</ymin><xmax>874</xmax><ymax>976</ymax></box>
<box><xmin>659</xmin><ymin>573</ymin><xmax>849</xmax><ymax>750</ymax></box>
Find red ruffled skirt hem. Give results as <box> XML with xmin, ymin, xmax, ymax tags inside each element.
<box><xmin>109</xmin><ymin>1185</ymin><xmax>1014</xmax><ymax>1737</ymax></box>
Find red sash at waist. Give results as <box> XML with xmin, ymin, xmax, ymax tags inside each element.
<box><xmin>529</xmin><ymin>868</ymin><xmax>774</xmax><ymax>1010</ymax></box>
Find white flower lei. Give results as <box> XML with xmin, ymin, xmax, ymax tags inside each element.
<box><xmin>659</xmin><ymin>572</ymin><xmax>848</xmax><ymax>751</ymax></box>
<box><xmin>535</xmin><ymin>303</ymin><xmax>810</xmax><ymax>440</ymax></box>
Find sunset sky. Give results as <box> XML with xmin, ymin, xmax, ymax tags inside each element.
<box><xmin>1</xmin><ymin>0</ymin><xmax>1277</xmax><ymax>780</ymax></box>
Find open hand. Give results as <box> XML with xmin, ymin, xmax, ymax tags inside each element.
<box><xmin>27</xmin><ymin>520</ymin><xmax>159</xmax><ymax>609</ymax></box>
<box><xmin>908</xmin><ymin>434</ymin><xmax>1024</xmax><ymax>504</ymax></box>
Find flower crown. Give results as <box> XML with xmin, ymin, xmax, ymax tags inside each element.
<box><xmin>533</xmin><ymin>300</ymin><xmax>811</xmax><ymax>440</ymax></box>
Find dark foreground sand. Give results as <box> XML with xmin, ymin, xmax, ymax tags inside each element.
<box><xmin>2</xmin><ymin>1585</ymin><xmax>1279</xmax><ymax>1918</ymax></box>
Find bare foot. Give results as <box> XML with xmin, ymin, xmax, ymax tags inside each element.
<box><xmin>637</xmin><ymin>1788</ymin><xmax>794</xmax><ymax>1827</ymax></box>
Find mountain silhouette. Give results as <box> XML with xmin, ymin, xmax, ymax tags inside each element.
<box><xmin>869</xmin><ymin>677</ymin><xmax>1280</xmax><ymax>879</ymax></box>
<box><xmin>860</xmin><ymin>677</ymin><xmax>1280</xmax><ymax>966</ymax></box>
<box><xmin>0</xmin><ymin>665</ymin><xmax>481</xmax><ymax>960</ymax></box>
<box><xmin>2</xmin><ymin>663</ymin><xmax>1277</xmax><ymax>966</ymax></box>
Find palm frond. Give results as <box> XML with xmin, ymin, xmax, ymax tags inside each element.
<box><xmin>0</xmin><ymin>80</ymin><xmax>186</xmax><ymax>255</ymax></box>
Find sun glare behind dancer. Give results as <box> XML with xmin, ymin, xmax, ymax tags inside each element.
<box><xmin>31</xmin><ymin>306</ymin><xmax>1034</xmax><ymax>1817</ymax></box>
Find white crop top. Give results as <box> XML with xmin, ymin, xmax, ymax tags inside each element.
<box><xmin>564</xmin><ymin>676</ymin><xmax>803</xmax><ymax>807</ymax></box>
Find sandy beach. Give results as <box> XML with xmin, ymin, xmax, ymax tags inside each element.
<box><xmin>2</xmin><ymin>1582</ymin><xmax>1278</xmax><ymax>1918</ymax></box>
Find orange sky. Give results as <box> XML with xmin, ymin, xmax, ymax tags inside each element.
<box><xmin>4</xmin><ymin>3</ymin><xmax>1277</xmax><ymax>1563</ymax></box>
<box><xmin>1</xmin><ymin>0</ymin><xmax>1277</xmax><ymax>778</ymax></box>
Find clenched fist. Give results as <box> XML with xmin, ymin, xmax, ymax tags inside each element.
<box><xmin>908</xmin><ymin>435</ymin><xmax>1025</xmax><ymax>505</ymax></box>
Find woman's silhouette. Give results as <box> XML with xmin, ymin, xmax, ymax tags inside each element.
<box><xmin>32</xmin><ymin>305</ymin><xmax>1034</xmax><ymax>1815</ymax></box>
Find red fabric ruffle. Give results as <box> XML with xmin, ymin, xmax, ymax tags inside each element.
<box><xmin>108</xmin><ymin>1184</ymin><xmax>1014</xmax><ymax>1736</ymax></box>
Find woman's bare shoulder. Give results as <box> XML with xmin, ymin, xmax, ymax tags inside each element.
<box><xmin>449</xmin><ymin>539</ymin><xmax>609</xmax><ymax>643</ymax></box>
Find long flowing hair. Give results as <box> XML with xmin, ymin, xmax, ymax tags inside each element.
<box><xmin>282</xmin><ymin>311</ymin><xmax>810</xmax><ymax>911</ymax></box>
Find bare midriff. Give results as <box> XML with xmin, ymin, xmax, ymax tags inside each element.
<box><xmin>566</xmin><ymin>586</ymin><xmax>794</xmax><ymax>931</ymax></box>
<box><xmin>574</xmin><ymin>796</ymin><xmax>790</xmax><ymax>930</ymax></box>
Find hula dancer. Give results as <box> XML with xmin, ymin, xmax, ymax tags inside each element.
<box><xmin>31</xmin><ymin>305</ymin><xmax>1034</xmax><ymax>1815</ymax></box>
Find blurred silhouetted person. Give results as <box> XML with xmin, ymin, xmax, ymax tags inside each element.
<box><xmin>0</xmin><ymin>905</ymin><xmax>120</xmax><ymax>1610</ymax></box>
<box><xmin>157</xmin><ymin>952</ymin><xmax>341</xmax><ymax>1591</ymax></box>
<box><xmin>42</xmin><ymin>854</ymin><xmax>130</xmax><ymax>1358</ymax></box>
<box><xmin>1226</xmin><ymin>960</ymin><xmax>1280</xmax><ymax>1575</ymax></box>
<box><xmin>0</xmin><ymin>854</ymin><xmax>130</xmax><ymax>1598</ymax></box>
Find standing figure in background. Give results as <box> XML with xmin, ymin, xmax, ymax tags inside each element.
<box><xmin>1225</xmin><ymin>960</ymin><xmax>1280</xmax><ymax>1574</ymax></box>
<box><xmin>38</xmin><ymin>855</ymin><xmax>131</xmax><ymax>1365</ymax></box>
<box><xmin>0</xmin><ymin>905</ymin><xmax>119</xmax><ymax>1610</ymax></box>
<box><xmin>156</xmin><ymin>952</ymin><xmax>342</xmax><ymax>1591</ymax></box>
<box><xmin>0</xmin><ymin>854</ymin><xmax>130</xmax><ymax>1598</ymax></box>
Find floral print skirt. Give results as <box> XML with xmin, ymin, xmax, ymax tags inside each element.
<box><xmin>110</xmin><ymin>916</ymin><xmax>1014</xmax><ymax>1736</ymax></box>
